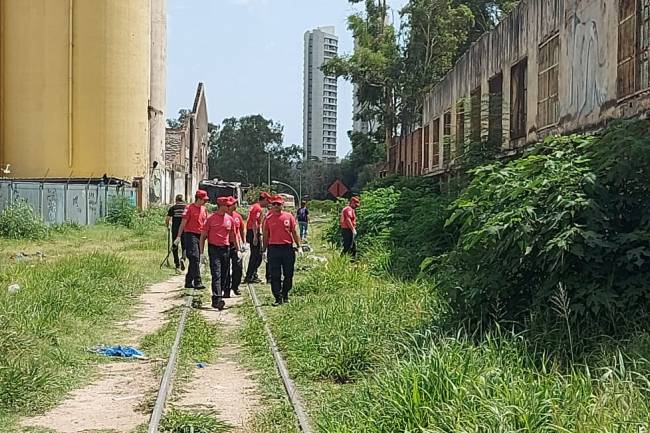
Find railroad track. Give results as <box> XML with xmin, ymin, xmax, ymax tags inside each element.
<box><xmin>145</xmin><ymin>269</ymin><xmax>313</xmax><ymax>432</ymax></box>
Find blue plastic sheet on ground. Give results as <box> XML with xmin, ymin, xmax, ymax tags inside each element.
<box><xmin>89</xmin><ymin>345</ymin><xmax>146</xmax><ymax>359</ymax></box>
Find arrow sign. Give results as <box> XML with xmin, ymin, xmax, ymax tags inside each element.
<box><xmin>328</xmin><ymin>180</ymin><xmax>349</xmax><ymax>198</ymax></box>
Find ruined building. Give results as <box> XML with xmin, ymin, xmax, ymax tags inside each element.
<box><xmin>389</xmin><ymin>0</ymin><xmax>647</xmax><ymax>176</ymax></box>
<box><xmin>164</xmin><ymin>83</ymin><xmax>209</xmax><ymax>203</ymax></box>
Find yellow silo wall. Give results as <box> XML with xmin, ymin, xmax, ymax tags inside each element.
<box><xmin>0</xmin><ymin>0</ymin><xmax>151</xmax><ymax>180</ymax></box>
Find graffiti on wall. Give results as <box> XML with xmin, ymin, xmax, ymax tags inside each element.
<box><xmin>46</xmin><ymin>188</ymin><xmax>58</xmax><ymax>223</ymax></box>
<box><xmin>566</xmin><ymin>0</ymin><xmax>608</xmax><ymax>119</ymax></box>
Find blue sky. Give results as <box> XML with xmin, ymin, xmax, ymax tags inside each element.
<box><xmin>166</xmin><ymin>0</ymin><xmax>408</xmax><ymax>158</ymax></box>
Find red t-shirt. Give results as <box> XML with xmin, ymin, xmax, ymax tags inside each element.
<box><xmin>231</xmin><ymin>211</ymin><xmax>244</xmax><ymax>242</ymax></box>
<box><xmin>265</xmin><ymin>211</ymin><xmax>296</xmax><ymax>245</ymax></box>
<box><xmin>340</xmin><ymin>206</ymin><xmax>356</xmax><ymax>229</ymax></box>
<box><xmin>203</xmin><ymin>212</ymin><xmax>234</xmax><ymax>247</ymax></box>
<box><xmin>246</xmin><ymin>203</ymin><xmax>263</xmax><ymax>230</ymax></box>
<box><xmin>182</xmin><ymin>203</ymin><xmax>207</xmax><ymax>234</ymax></box>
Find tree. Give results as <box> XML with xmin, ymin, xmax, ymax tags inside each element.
<box><xmin>207</xmin><ymin>115</ymin><xmax>301</xmax><ymax>186</ymax></box>
<box><xmin>166</xmin><ymin>109</ymin><xmax>191</xmax><ymax>128</ymax></box>
<box><xmin>399</xmin><ymin>0</ymin><xmax>473</xmax><ymax>131</ymax></box>
<box><xmin>456</xmin><ymin>0</ymin><xmax>519</xmax><ymax>54</ymax></box>
<box><xmin>322</xmin><ymin>0</ymin><xmax>401</xmax><ymax>159</ymax></box>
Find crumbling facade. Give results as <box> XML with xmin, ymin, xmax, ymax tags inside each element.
<box><xmin>163</xmin><ymin>83</ymin><xmax>209</xmax><ymax>203</ymax></box>
<box><xmin>389</xmin><ymin>0</ymin><xmax>649</xmax><ymax>176</ymax></box>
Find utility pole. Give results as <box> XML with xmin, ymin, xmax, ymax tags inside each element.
<box><xmin>267</xmin><ymin>152</ymin><xmax>271</xmax><ymax>186</ymax></box>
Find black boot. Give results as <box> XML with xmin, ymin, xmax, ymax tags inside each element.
<box><xmin>212</xmin><ymin>296</ymin><xmax>225</xmax><ymax>310</ymax></box>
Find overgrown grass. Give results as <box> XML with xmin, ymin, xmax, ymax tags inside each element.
<box><xmin>258</xmin><ymin>219</ymin><xmax>650</xmax><ymax>432</ymax></box>
<box><xmin>140</xmin><ymin>307</ymin><xmax>222</xmax><ymax>397</ymax></box>
<box><xmin>160</xmin><ymin>409</ymin><xmax>231</xmax><ymax>433</ymax></box>
<box><xmin>0</xmin><ymin>212</ymin><xmax>172</xmax><ymax>430</ymax></box>
<box><xmin>276</xmin><ymin>256</ymin><xmax>436</xmax><ymax>384</ymax></box>
<box><xmin>0</xmin><ymin>252</ymin><xmax>153</xmax><ymax>428</ymax></box>
<box><xmin>239</xmin><ymin>294</ymin><xmax>300</xmax><ymax>433</ymax></box>
<box><xmin>320</xmin><ymin>330</ymin><xmax>650</xmax><ymax>432</ymax></box>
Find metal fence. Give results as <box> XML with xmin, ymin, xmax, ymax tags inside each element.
<box><xmin>0</xmin><ymin>180</ymin><xmax>138</xmax><ymax>225</ymax></box>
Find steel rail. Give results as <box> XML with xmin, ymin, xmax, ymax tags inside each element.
<box><xmin>246</xmin><ymin>282</ymin><xmax>315</xmax><ymax>433</ymax></box>
<box><xmin>147</xmin><ymin>288</ymin><xmax>194</xmax><ymax>433</ymax></box>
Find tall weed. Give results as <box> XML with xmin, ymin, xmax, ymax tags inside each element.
<box><xmin>0</xmin><ymin>253</ymin><xmax>143</xmax><ymax>413</ymax></box>
<box><xmin>0</xmin><ymin>201</ymin><xmax>48</xmax><ymax>240</ymax></box>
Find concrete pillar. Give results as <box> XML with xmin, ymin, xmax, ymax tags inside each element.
<box><xmin>149</xmin><ymin>0</ymin><xmax>167</xmax><ymax>204</ymax></box>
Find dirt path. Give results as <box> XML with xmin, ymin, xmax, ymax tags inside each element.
<box><xmin>21</xmin><ymin>275</ymin><xmax>185</xmax><ymax>433</ymax></box>
<box><xmin>172</xmin><ymin>294</ymin><xmax>260</xmax><ymax>432</ymax></box>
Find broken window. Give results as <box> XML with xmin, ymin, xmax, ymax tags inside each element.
<box><xmin>488</xmin><ymin>73</ymin><xmax>503</xmax><ymax>147</ymax></box>
<box><xmin>618</xmin><ymin>0</ymin><xmax>650</xmax><ymax>98</ymax></box>
<box><xmin>431</xmin><ymin>118</ymin><xmax>440</xmax><ymax>169</ymax></box>
<box><xmin>510</xmin><ymin>58</ymin><xmax>528</xmax><ymax>141</ymax></box>
<box><xmin>456</xmin><ymin>102</ymin><xmax>465</xmax><ymax>154</ymax></box>
<box><xmin>443</xmin><ymin>111</ymin><xmax>452</xmax><ymax>165</ymax></box>
<box><xmin>423</xmin><ymin>125</ymin><xmax>430</xmax><ymax>170</ymax></box>
<box><xmin>538</xmin><ymin>35</ymin><xmax>560</xmax><ymax>128</ymax></box>
<box><xmin>470</xmin><ymin>87</ymin><xmax>482</xmax><ymax>142</ymax></box>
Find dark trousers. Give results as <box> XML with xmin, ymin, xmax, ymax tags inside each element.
<box><xmin>171</xmin><ymin>226</ymin><xmax>185</xmax><ymax>268</ymax></box>
<box><xmin>245</xmin><ymin>229</ymin><xmax>262</xmax><ymax>281</ymax></box>
<box><xmin>341</xmin><ymin>228</ymin><xmax>357</xmax><ymax>258</ymax></box>
<box><xmin>184</xmin><ymin>232</ymin><xmax>202</xmax><ymax>287</ymax></box>
<box><xmin>268</xmin><ymin>244</ymin><xmax>295</xmax><ymax>302</ymax></box>
<box><xmin>226</xmin><ymin>246</ymin><xmax>243</xmax><ymax>296</ymax></box>
<box><xmin>208</xmin><ymin>245</ymin><xmax>230</xmax><ymax>299</ymax></box>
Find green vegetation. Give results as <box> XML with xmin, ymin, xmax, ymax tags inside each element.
<box><xmin>0</xmin><ymin>252</ymin><xmax>157</xmax><ymax>428</ymax></box>
<box><xmin>252</xmin><ymin>119</ymin><xmax>650</xmax><ymax>432</ymax></box>
<box><xmin>239</xmin><ymin>293</ymin><xmax>300</xmax><ymax>433</ymax></box>
<box><xmin>159</xmin><ymin>409</ymin><xmax>231</xmax><ymax>433</ymax></box>
<box><xmin>0</xmin><ymin>208</ymin><xmax>171</xmax><ymax>430</ymax></box>
<box><xmin>0</xmin><ymin>201</ymin><xmax>82</xmax><ymax>240</ymax></box>
<box><xmin>140</xmin><ymin>308</ymin><xmax>221</xmax><ymax>396</ymax></box>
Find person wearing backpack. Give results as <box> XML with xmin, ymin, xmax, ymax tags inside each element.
<box><xmin>296</xmin><ymin>201</ymin><xmax>309</xmax><ymax>242</ymax></box>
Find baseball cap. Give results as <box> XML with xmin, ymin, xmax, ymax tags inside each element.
<box><xmin>216</xmin><ymin>196</ymin><xmax>236</xmax><ymax>206</ymax></box>
<box><xmin>195</xmin><ymin>190</ymin><xmax>209</xmax><ymax>200</ymax></box>
<box><xmin>351</xmin><ymin>196</ymin><xmax>360</xmax><ymax>204</ymax></box>
<box><xmin>260</xmin><ymin>191</ymin><xmax>271</xmax><ymax>200</ymax></box>
<box><xmin>270</xmin><ymin>195</ymin><xmax>284</xmax><ymax>205</ymax></box>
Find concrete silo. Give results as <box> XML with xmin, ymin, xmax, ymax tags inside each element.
<box><xmin>0</xmin><ymin>0</ymin><xmax>151</xmax><ymax>181</ymax></box>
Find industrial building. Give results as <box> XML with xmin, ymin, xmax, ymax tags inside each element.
<box><xmin>303</xmin><ymin>26</ymin><xmax>339</xmax><ymax>163</ymax></box>
<box><xmin>0</xmin><ymin>0</ymin><xmax>169</xmax><ymax>210</ymax></box>
<box><xmin>388</xmin><ymin>0</ymin><xmax>648</xmax><ymax>177</ymax></box>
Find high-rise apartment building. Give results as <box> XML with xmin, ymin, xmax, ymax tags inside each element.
<box><xmin>303</xmin><ymin>26</ymin><xmax>338</xmax><ymax>163</ymax></box>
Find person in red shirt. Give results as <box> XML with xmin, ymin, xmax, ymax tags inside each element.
<box><xmin>226</xmin><ymin>198</ymin><xmax>246</xmax><ymax>297</ymax></box>
<box><xmin>340</xmin><ymin>196</ymin><xmax>360</xmax><ymax>258</ymax></box>
<box><xmin>200</xmin><ymin>196</ymin><xmax>239</xmax><ymax>310</ymax></box>
<box><xmin>263</xmin><ymin>195</ymin><xmax>302</xmax><ymax>306</ymax></box>
<box><xmin>175</xmin><ymin>190</ymin><xmax>209</xmax><ymax>289</ymax></box>
<box><xmin>244</xmin><ymin>191</ymin><xmax>270</xmax><ymax>284</ymax></box>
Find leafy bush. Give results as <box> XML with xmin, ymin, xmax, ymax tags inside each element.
<box><xmin>105</xmin><ymin>195</ymin><xmax>137</xmax><ymax>227</ymax></box>
<box><xmin>440</xmin><ymin>121</ymin><xmax>650</xmax><ymax>323</ymax></box>
<box><xmin>0</xmin><ymin>201</ymin><xmax>48</xmax><ymax>240</ymax></box>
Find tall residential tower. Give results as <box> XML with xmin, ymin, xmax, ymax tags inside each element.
<box><xmin>303</xmin><ymin>26</ymin><xmax>338</xmax><ymax>163</ymax></box>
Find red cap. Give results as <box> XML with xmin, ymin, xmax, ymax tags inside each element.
<box><xmin>260</xmin><ymin>191</ymin><xmax>271</xmax><ymax>200</ymax></box>
<box><xmin>217</xmin><ymin>196</ymin><xmax>236</xmax><ymax>207</ymax></box>
<box><xmin>195</xmin><ymin>189</ymin><xmax>209</xmax><ymax>200</ymax></box>
<box><xmin>270</xmin><ymin>195</ymin><xmax>284</xmax><ymax>205</ymax></box>
<box><xmin>351</xmin><ymin>196</ymin><xmax>360</xmax><ymax>204</ymax></box>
